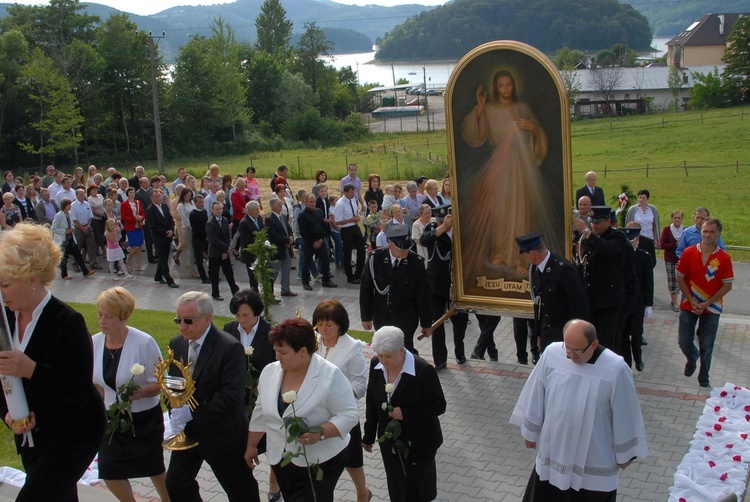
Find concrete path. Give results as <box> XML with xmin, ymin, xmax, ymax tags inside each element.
<box><xmin>34</xmin><ymin>256</ymin><xmax>750</xmax><ymax>501</ymax></box>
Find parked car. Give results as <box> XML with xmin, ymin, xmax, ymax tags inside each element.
<box><xmin>425</xmin><ymin>89</ymin><xmax>443</xmax><ymax>96</ymax></box>
<box><xmin>406</xmin><ymin>98</ymin><xmax>425</xmax><ymax>106</ymax></box>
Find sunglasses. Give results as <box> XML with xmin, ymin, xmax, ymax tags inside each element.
<box><xmin>173</xmin><ymin>317</ymin><xmax>201</xmax><ymax>325</ymax></box>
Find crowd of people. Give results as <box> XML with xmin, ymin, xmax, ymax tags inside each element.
<box><xmin>0</xmin><ymin>161</ymin><xmax>735</xmax><ymax>501</ymax></box>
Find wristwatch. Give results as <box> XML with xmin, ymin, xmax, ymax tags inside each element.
<box><xmin>319</xmin><ymin>431</ymin><xmax>326</xmax><ymax>441</ymax></box>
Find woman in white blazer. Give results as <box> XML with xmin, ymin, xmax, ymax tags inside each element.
<box><xmin>246</xmin><ymin>318</ymin><xmax>359</xmax><ymax>502</ymax></box>
<box><xmin>91</xmin><ymin>287</ymin><xmax>168</xmax><ymax>502</ymax></box>
<box><xmin>313</xmin><ymin>300</ymin><xmax>371</xmax><ymax>502</ymax></box>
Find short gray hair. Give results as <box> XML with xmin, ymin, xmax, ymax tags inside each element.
<box><xmin>371</xmin><ymin>326</ymin><xmax>405</xmax><ymax>354</ymax></box>
<box><xmin>177</xmin><ymin>291</ymin><xmax>214</xmax><ymax>317</ymax></box>
<box><xmin>406</xmin><ymin>181</ymin><xmax>418</xmax><ymax>192</ymax></box>
<box><xmin>246</xmin><ymin>200</ymin><xmax>260</xmax><ymax>213</ymax></box>
<box><xmin>269</xmin><ymin>197</ymin><xmax>281</xmax><ymax>209</ymax></box>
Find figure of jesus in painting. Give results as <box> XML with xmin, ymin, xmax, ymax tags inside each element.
<box><xmin>460</xmin><ymin>69</ymin><xmax>554</xmax><ymax>277</ymax></box>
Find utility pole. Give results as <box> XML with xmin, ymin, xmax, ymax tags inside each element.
<box><xmin>423</xmin><ymin>63</ymin><xmax>430</xmax><ymax>132</ymax></box>
<box><xmin>148</xmin><ymin>32</ymin><xmax>166</xmax><ymax>174</ymax></box>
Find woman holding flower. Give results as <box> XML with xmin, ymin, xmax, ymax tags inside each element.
<box><xmin>362</xmin><ymin>326</ymin><xmax>447</xmax><ymax>502</ymax></box>
<box><xmin>245</xmin><ymin>317</ymin><xmax>359</xmax><ymax>502</ymax></box>
<box><xmin>313</xmin><ymin>300</ymin><xmax>371</xmax><ymax>502</ymax></box>
<box><xmin>91</xmin><ymin>287</ymin><xmax>169</xmax><ymax>501</ymax></box>
<box><xmin>0</xmin><ymin>223</ymin><xmax>106</xmax><ymax>500</ymax></box>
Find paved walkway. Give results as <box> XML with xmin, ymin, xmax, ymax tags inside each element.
<box><xmin>44</xmin><ymin>256</ymin><xmax>750</xmax><ymax>501</ymax></box>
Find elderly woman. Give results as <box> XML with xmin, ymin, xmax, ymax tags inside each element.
<box><xmin>661</xmin><ymin>210</ymin><xmax>685</xmax><ymax>311</ymax></box>
<box><xmin>1</xmin><ymin>192</ymin><xmax>22</xmax><ymax>228</ymax></box>
<box><xmin>231</xmin><ymin>177</ymin><xmax>252</xmax><ymax>229</ymax></box>
<box><xmin>422</xmin><ymin>179</ymin><xmax>444</xmax><ymax>208</ymax></box>
<box><xmin>177</xmin><ymin>188</ymin><xmax>199</xmax><ymax>277</ymax></box>
<box><xmin>363</xmin><ymin>326</ymin><xmax>446</xmax><ymax>502</ymax></box>
<box><xmin>400</xmin><ymin>181</ymin><xmax>423</xmax><ymax>222</ymax></box>
<box><xmin>313</xmin><ymin>300</ymin><xmax>371</xmax><ymax>502</ymax></box>
<box><xmin>51</xmin><ymin>198</ymin><xmax>96</xmax><ymax>279</ymax></box>
<box><xmin>625</xmin><ymin>189</ymin><xmax>661</xmax><ymax>248</ymax></box>
<box><xmin>0</xmin><ymin>223</ymin><xmax>106</xmax><ymax>500</ymax></box>
<box><xmin>246</xmin><ymin>318</ymin><xmax>359</xmax><ymax>502</ymax></box>
<box><xmin>92</xmin><ymin>287</ymin><xmax>168</xmax><ymax>502</ymax></box>
<box><xmin>411</xmin><ymin>204</ymin><xmax>433</xmax><ymax>264</ymax></box>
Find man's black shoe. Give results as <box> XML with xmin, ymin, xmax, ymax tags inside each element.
<box><xmin>212</xmin><ymin>295</ymin><xmax>224</xmax><ymax>301</ymax></box>
<box><xmin>167</xmin><ymin>283</ymin><xmax>179</xmax><ymax>289</ymax></box>
<box><xmin>155</xmin><ymin>278</ymin><xmax>167</xmax><ymax>284</ymax></box>
<box><xmin>322</xmin><ymin>281</ymin><xmax>338</xmax><ymax>288</ymax></box>
<box><xmin>470</xmin><ymin>352</ymin><xmax>485</xmax><ymax>361</ymax></box>
<box><xmin>684</xmin><ymin>360</ymin><xmax>697</xmax><ymax>377</ymax></box>
<box><xmin>347</xmin><ymin>278</ymin><xmax>361</xmax><ymax>284</ymax></box>
<box><xmin>434</xmin><ymin>362</ymin><xmax>447</xmax><ymax>371</ymax></box>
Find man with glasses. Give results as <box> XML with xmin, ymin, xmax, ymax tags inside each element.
<box><xmin>573</xmin><ymin>205</ymin><xmax>628</xmax><ymax>354</ymax></box>
<box><xmin>360</xmin><ymin>224</ymin><xmax>432</xmax><ymax>354</ymax></box>
<box><xmin>165</xmin><ymin>291</ymin><xmax>261</xmax><ymax>501</ymax></box>
<box><xmin>511</xmin><ymin>319</ymin><xmax>648</xmax><ymax>501</ymax></box>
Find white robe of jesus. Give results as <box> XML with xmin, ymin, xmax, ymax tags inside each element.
<box><xmin>510</xmin><ymin>342</ymin><xmax>648</xmax><ymax>492</ymax></box>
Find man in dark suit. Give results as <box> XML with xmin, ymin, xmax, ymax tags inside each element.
<box><xmin>166</xmin><ymin>292</ymin><xmax>260</xmax><ymax>502</ymax></box>
<box><xmin>269</xmin><ymin>164</ymin><xmax>289</xmax><ymax>191</ymax></box>
<box><xmin>265</xmin><ymin>196</ymin><xmax>296</xmax><ymax>298</ymax></box>
<box><xmin>206</xmin><ymin>201</ymin><xmax>239</xmax><ymax>301</ymax></box>
<box><xmin>420</xmin><ymin>205</ymin><xmax>468</xmax><ymax>370</ymax></box>
<box><xmin>574</xmin><ymin>206</ymin><xmax>628</xmax><ymax>353</ymax></box>
<box><xmin>621</xmin><ymin>227</ymin><xmax>654</xmax><ymax>372</ymax></box>
<box><xmin>575</xmin><ymin>171</ymin><xmax>605</xmax><ymax>208</ymax></box>
<box><xmin>135</xmin><ymin>176</ymin><xmax>156</xmax><ymax>263</ymax></box>
<box><xmin>297</xmin><ymin>194</ymin><xmax>338</xmax><ymax>290</ymax></box>
<box><xmin>516</xmin><ymin>232</ymin><xmax>589</xmax><ymax>354</ymax></box>
<box><xmin>238</xmin><ymin>201</ymin><xmax>264</xmax><ymax>292</ymax></box>
<box><xmin>145</xmin><ymin>189</ymin><xmax>178</xmax><ymax>288</ymax></box>
<box><xmin>360</xmin><ymin>224</ymin><xmax>433</xmax><ymax>354</ymax></box>
<box><xmin>189</xmin><ymin>194</ymin><xmax>210</xmax><ymax>284</ymax></box>
<box><xmin>128</xmin><ymin>165</ymin><xmax>145</xmax><ymax>190</ymax></box>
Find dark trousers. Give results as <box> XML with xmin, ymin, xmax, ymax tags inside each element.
<box><xmin>381</xmin><ymin>447</ymin><xmax>437</xmax><ymax>502</ymax></box>
<box><xmin>513</xmin><ymin>318</ymin><xmax>539</xmax><ymax>364</ymax></box>
<box><xmin>153</xmin><ymin>236</ymin><xmax>174</xmax><ymax>284</ymax></box>
<box><xmin>272</xmin><ymin>446</ymin><xmax>348</xmax><ymax>502</ymax></box>
<box><xmin>301</xmin><ymin>240</ymin><xmax>331</xmax><ymax>284</ymax></box>
<box><xmin>192</xmin><ymin>238</ymin><xmax>208</xmax><ymax>281</ymax></box>
<box><xmin>472</xmin><ymin>314</ymin><xmax>501</xmax><ymax>359</ymax></box>
<box><xmin>60</xmin><ymin>240</ymin><xmax>89</xmax><ymax>277</ymax></box>
<box><xmin>18</xmin><ymin>419</ymin><xmax>104</xmax><ymax>502</ymax></box>
<box><xmin>166</xmin><ymin>440</ymin><xmax>260</xmax><ymax>502</ymax></box>
<box><xmin>523</xmin><ymin>468</ymin><xmax>616</xmax><ymax>502</ymax></box>
<box><xmin>622</xmin><ymin>306</ymin><xmax>644</xmax><ymax>368</ymax></box>
<box><xmin>244</xmin><ymin>260</ymin><xmax>259</xmax><ymax>291</ymax></box>
<box><xmin>209</xmin><ymin>255</ymin><xmax>239</xmax><ymax>298</ymax></box>
<box><xmin>91</xmin><ymin>217</ymin><xmax>105</xmax><ymax>248</ymax></box>
<box><xmin>144</xmin><ymin>224</ymin><xmax>155</xmax><ymax>261</ymax></box>
<box><xmin>430</xmin><ymin>294</ymin><xmax>468</xmax><ymax>365</ymax></box>
<box><xmin>341</xmin><ymin>225</ymin><xmax>365</xmax><ymax>280</ymax></box>
<box><xmin>591</xmin><ymin>306</ymin><xmax>623</xmax><ymax>355</ymax></box>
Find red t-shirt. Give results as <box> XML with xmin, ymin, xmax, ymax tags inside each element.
<box><xmin>676</xmin><ymin>243</ymin><xmax>734</xmax><ymax>314</ymax></box>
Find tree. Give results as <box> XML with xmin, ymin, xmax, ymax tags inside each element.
<box><xmin>587</xmin><ymin>66</ymin><xmax>622</xmax><ymax>112</ymax></box>
<box><xmin>255</xmin><ymin>0</ymin><xmax>293</xmax><ymax>57</ymax></box>
<box><xmin>560</xmin><ymin>63</ymin><xmax>581</xmax><ymax>109</ymax></box>
<box><xmin>295</xmin><ymin>22</ymin><xmax>333</xmax><ymax>94</ymax></box>
<box><xmin>19</xmin><ymin>47</ymin><xmax>83</xmax><ymax>163</ymax></box>
<box><xmin>246</xmin><ymin>50</ymin><xmax>285</xmax><ymax>129</ymax></box>
<box><xmin>553</xmin><ymin>46</ymin><xmax>586</xmax><ymax>69</ymax></box>
<box><xmin>689</xmin><ymin>68</ymin><xmax>734</xmax><ymax>110</ymax></box>
<box><xmin>208</xmin><ymin>18</ymin><xmax>251</xmax><ymax>141</ymax></box>
<box><xmin>0</xmin><ymin>30</ymin><xmax>29</xmax><ymax>141</ymax></box>
<box><xmin>667</xmin><ymin>66</ymin><xmax>682</xmax><ymax>111</ymax></box>
<box><xmin>722</xmin><ymin>15</ymin><xmax>750</xmax><ymax>104</ymax></box>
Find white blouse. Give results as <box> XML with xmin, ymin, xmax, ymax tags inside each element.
<box><xmin>316</xmin><ymin>333</ymin><xmax>367</xmax><ymax>400</ymax></box>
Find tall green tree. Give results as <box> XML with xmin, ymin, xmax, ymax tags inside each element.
<box><xmin>667</xmin><ymin>66</ymin><xmax>682</xmax><ymax>111</ymax></box>
<box><xmin>246</xmin><ymin>50</ymin><xmax>285</xmax><ymax>129</ymax></box>
<box><xmin>295</xmin><ymin>22</ymin><xmax>332</xmax><ymax>94</ymax></box>
<box><xmin>19</xmin><ymin>47</ymin><xmax>83</xmax><ymax>164</ymax></box>
<box><xmin>553</xmin><ymin>46</ymin><xmax>586</xmax><ymax>69</ymax></box>
<box><xmin>0</xmin><ymin>30</ymin><xmax>29</xmax><ymax>141</ymax></box>
<box><xmin>209</xmin><ymin>18</ymin><xmax>251</xmax><ymax>141</ymax></box>
<box><xmin>723</xmin><ymin>16</ymin><xmax>750</xmax><ymax>104</ymax></box>
<box><xmin>255</xmin><ymin>0</ymin><xmax>293</xmax><ymax>57</ymax></box>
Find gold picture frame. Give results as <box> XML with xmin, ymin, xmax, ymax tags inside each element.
<box><xmin>445</xmin><ymin>41</ymin><xmax>573</xmax><ymax>314</ymax></box>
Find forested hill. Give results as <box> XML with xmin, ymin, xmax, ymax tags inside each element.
<box><xmin>628</xmin><ymin>0</ymin><xmax>750</xmax><ymax>36</ymax></box>
<box><xmin>375</xmin><ymin>0</ymin><xmax>652</xmax><ymax>61</ymax></box>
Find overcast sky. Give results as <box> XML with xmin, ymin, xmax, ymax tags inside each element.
<box><xmin>12</xmin><ymin>0</ymin><xmax>445</xmax><ymax>17</ymax></box>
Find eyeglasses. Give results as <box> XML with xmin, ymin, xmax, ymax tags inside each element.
<box><xmin>173</xmin><ymin>317</ymin><xmax>201</xmax><ymax>325</ymax></box>
<box><xmin>563</xmin><ymin>340</ymin><xmax>594</xmax><ymax>356</ymax></box>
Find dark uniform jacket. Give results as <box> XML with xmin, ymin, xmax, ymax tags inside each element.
<box><xmin>206</xmin><ymin>216</ymin><xmax>231</xmax><ymax>259</ymax></box>
<box><xmin>580</xmin><ymin>226</ymin><xmax>629</xmax><ymax>310</ymax></box>
<box><xmin>630</xmin><ymin>247</ymin><xmax>655</xmax><ymax>313</ymax></box>
<box><xmin>297</xmin><ymin>207</ymin><xmax>327</xmax><ymax>245</ymax></box>
<box><xmin>189</xmin><ymin>208</ymin><xmax>209</xmax><ymax>243</ymax></box>
<box><xmin>360</xmin><ymin>248</ymin><xmax>431</xmax><ymax>333</ymax></box>
<box><xmin>531</xmin><ymin>252</ymin><xmax>590</xmax><ymax>347</ymax></box>
<box><xmin>419</xmin><ymin>222</ymin><xmax>453</xmax><ymax>299</ymax></box>
<box><xmin>145</xmin><ymin>202</ymin><xmax>174</xmax><ymax>245</ymax></box>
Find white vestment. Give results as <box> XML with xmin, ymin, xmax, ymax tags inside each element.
<box><xmin>510</xmin><ymin>342</ymin><xmax>648</xmax><ymax>492</ymax></box>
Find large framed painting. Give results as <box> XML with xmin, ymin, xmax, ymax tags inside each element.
<box><xmin>445</xmin><ymin>41</ymin><xmax>572</xmax><ymax>314</ymax></box>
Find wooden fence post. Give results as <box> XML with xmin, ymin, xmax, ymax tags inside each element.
<box><xmin>603</xmin><ymin>165</ymin><xmax>607</xmax><ymax>178</ymax></box>
<box><xmin>646</xmin><ymin>162</ymin><xmax>649</xmax><ymax>177</ymax></box>
<box><xmin>683</xmin><ymin>160</ymin><xmax>688</xmax><ymax>176</ymax></box>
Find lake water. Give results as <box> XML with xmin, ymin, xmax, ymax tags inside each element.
<box><xmin>327</xmin><ymin>37</ymin><xmax>672</xmax><ymax>89</ymax></box>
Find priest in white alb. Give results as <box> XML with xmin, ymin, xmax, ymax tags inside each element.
<box><xmin>510</xmin><ymin>319</ymin><xmax>648</xmax><ymax>501</ymax></box>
